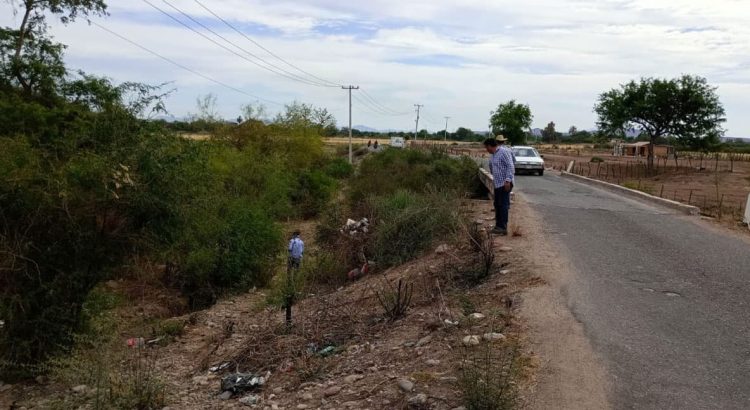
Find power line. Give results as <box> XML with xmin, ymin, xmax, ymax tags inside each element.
<box><xmin>142</xmin><ymin>0</ymin><xmax>332</xmax><ymax>87</ymax></box>
<box><xmin>359</xmin><ymin>88</ymin><xmax>411</xmax><ymax>115</ymax></box>
<box><xmin>89</xmin><ymin>20</ymin><xmax>282</xmax><ymax>106</ymax></box>
<box><xmin>352</xmin><ymin>94</ymin><xmax>409</xmax><ymax>117</ymax></box>
<box><xmin>193</xmin><ymin>0</ymin><xmax>341</xmax><ymax>88</ymax></box>
<box><xmin>160</xmin><ymin>0</ymin><xmax>336</xmax><ymax>88</ymax></box>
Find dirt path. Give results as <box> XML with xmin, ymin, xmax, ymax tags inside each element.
<box><xmin>511</xmin><ymin>194</ymin><xmax>611</xmax><ymax>409</ymax></box>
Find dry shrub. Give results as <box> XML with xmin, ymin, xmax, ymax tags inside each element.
<box><xmin>375</xmin><ymin>279</ymin><xmax>413</xmax><ymax>321</ymax></box>
<box><xmin>459</xmin><ymin>339</ymin><xmax>523</xmax><ymax>410</ymax></box>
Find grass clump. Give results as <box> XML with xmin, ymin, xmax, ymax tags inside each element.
<box><xmin>460</xmin><ymin>341</ymin><xmax>523</xmax><ymax>410</ymax></box>
<box><xmin>366</xmin><ymin>189</ymin><xmax>460</xmax><ymax>267</ymax></box>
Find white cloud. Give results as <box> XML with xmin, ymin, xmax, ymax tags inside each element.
<box><xmin>1</xmin><ymin>0</ymin><xmax>749</xmax><ymax>135</ymax></box>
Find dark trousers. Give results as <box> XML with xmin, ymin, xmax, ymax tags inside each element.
<box><xmin>494</xmin><ymin>184</ymin><xmax>513</xmax><ymax>230</ymax></box>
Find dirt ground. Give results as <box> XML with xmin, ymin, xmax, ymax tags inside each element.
<box><xmin>2</xmin><ymin>198</ymin><xmax>558</xmax><ymax>410</ymax></box>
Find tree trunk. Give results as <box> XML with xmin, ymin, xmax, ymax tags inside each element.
<box><xmin>13</xmin><ymin>1</ymin><xmax>35</xmax><ymax>92</ymax></box>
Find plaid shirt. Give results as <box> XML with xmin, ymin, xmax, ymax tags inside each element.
<box><xmin>489</xmin><ymin>146</ymin><xmax>515</xmax><ymax>188</ymax></box>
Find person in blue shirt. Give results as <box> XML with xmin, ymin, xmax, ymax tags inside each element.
<box><xmin>484</xmin><ymin>136</ymin><xmax>515</xmax><ymax>235</ymax></box>
<box><xmin>288</xmin><ymin>230</ymin><xmax>304</xmax><ymax>270</ymax></box>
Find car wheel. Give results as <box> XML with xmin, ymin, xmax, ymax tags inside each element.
<box><xmin>538</xmin><ymin>170</ymin><xmax>544</xmax><ymax>176</ymax></box>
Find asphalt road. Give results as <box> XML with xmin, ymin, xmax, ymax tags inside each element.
<box><xmin>515</xmin><ymin>173</ymin><xmax>750</xmax><ymax>410</ymax></box>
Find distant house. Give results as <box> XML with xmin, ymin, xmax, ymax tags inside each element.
<box><xmin>614</xmin><ymin>141</ymin><xmax>675</xmax><ymax>158</ymax></box>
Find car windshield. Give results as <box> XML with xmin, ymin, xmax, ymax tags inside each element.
<box><xmin>512</xmin><ymin>148</ymin><xmax>538</xmax><ymax>158</ymax></box>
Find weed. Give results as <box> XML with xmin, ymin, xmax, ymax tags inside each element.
<box><xmin>375</xmin><ymin>279</ymin><xmax>413</xmax><ymax>321</ymax></box>
<box><xmin>459</xmin><ymin>341</ymin><xmax>522</xmax><ymax>410</ymax></box>
<box><xmin>590</xmin><ymin>157</ymin><xmax>605</xmax><ymax>163</ymax></box>
<box><xmin>458</xmin><ymin>295</ymin><xmax>477</xmax><ymax>316</ymax></box>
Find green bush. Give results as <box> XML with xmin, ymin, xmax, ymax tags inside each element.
<box><xmin>324</xmin><ymin>157</ymin><xmax>354</xmax><ymax>179</ymax></box>
<box><xmin>293</xmin><ymin>169</ymin><xmax>337</xmax><ymax>219</ymax></box>
<box><xmin>367</xmin><ymin>190</ymin><xmax>460</xmax><ymax>267</ymax></box>
<box><xmin>349</xmin><ymin>148</ymin><xmax>478</xmax><ymax>202</ymax></box>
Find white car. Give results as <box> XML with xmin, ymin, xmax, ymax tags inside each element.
<box><xmin>390</xmin><ymin>136</ymin><xmax>405</xmax><ymax>148</ymax></box>
<box><xmin>511</xmin><ymin>146</ymin><xmax>545</xmax><ymax>176</ymax></box>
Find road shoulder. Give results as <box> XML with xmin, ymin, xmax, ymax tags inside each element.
<box><xmin>512</xmin><ymin>193</ymin><xmax>612</xmax><ymax>410</ymax></box>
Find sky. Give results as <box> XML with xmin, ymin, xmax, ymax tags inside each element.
<box><xmin>2</xmin><ymin>0</ymin><xmax>749</xmax><ymax>136</ymax></box>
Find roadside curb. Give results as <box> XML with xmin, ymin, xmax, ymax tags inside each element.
<box><xmin>560</xmin><ymin>171</ymin><xmax>700</xmax><ymax>216</ymax></box>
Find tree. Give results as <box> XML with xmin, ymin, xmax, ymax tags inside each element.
<box><xmin>542</xmin><ymin>121</ymin><xmax>557</xmax><ymax>142</ymax></box>
<box><xmin>241</xmin><ymin>102</ymin><xmax>268</xmax><ymax>122</ymax></box>
<box><xmin>6</xmin><ymin>0</ymin><xmax>107</xmax><ymax>92</ymax></box>
<box><xmin>274</xmin><ymin>101</ymin><xmax>336</xmax><ymax>136</ymax></box>
<box><xmin>490</xmin><ymin>100</ymin><xmax>533</xmax><ymax>145</ymax></box>
<box><xmin>595</xmin><ymin>75</ymin><xmax>725</xmax><ymax>170</ymax></box>
<box><xmin>195</xmin><ymin>92</ymin><xmax>219</xmax><ymax>122</ymax></box>
<box><xmin>568</xmin><ymin>125</ymin><xmax>578</xmax><ymax>136</ymax></box>
<box><xmin>454</xmin><ymin>127</ymin><xmax>470</xmax><ymax>141</ymax></box>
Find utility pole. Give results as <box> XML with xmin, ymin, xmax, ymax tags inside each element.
<box><xmin>444</xmin><ymin>116</ymin><xmax>450</xmax><ymax>141</ymax></box>
<box><xmin>342</xmin><ymin>85</ymin><xmax>359</xmax><ymax>163</ymax></box>
<box><xmin>414</xmin><ymin>104</ymin><xmax>423</xmax><ymax>142</ymax></box>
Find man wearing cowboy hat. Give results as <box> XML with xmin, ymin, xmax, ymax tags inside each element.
<box><xmin>483</xmin><ymin>135</ymin><xmax>515</xmax><ymax>235</ymax></box>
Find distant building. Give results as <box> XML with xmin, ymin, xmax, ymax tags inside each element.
<box><xmin>614</xmin><ymin>141</ymin><xmax>675</xmax><ymax>158</ymax></box>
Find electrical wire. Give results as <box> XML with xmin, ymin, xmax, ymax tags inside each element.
<box><xmin>193</xmin><ymin>0</ymin><xmax>342</xmax><ymax>88</ymax></box>
<box><xmin>160</xmin><ymin>0</ymin><xmax>337</xmax><ymax>88</ymax></box>
<box><xmin>142</xmin><ymin>0</ymin><xmax>332</xmax><ymax>87</ymax></box>
<box><xmin>359</xmin><ymin>88</ymin><xmax>412</xmax><ymax>115</ymax></box>
<box><xmin>89</xmin><ymin>20</ymin><xmax>282</xmax><ymax>106</ymax></box>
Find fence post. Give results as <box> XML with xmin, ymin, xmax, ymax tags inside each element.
<box><xmin>718</xmin><ymin>194</ymin><xmax>724</xmax><ymax>220</ymax></box>
<box><xmin>688</xmin><ymin>190</ymin><xmax>693</xmax><ymax>204</ymax></box>
<box><xmin>660</xmin><ymin>184</ymin><xmax>664</xmax><ymax>197</ymax></box>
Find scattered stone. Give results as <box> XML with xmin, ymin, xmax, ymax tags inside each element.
<box><xmin>435</xmin><ymin>244</ymin><xmax>450</xmax><ymax>254</ymax></box>
<box><xmin>495</xmin><ymin>282</ymin><xmax>510</xmax><ymax>289</ymax></box>
<box><xmin>301</xmin><ymin>393</ymin><xmax>314</xmax><ymax>401</ymax></box>
<box><xmin>35</xmin><ymin>375</ymin><xmax>47</xmax><ymax>384</ymax></box>
<box><xmin>462</xmin><ymin>335</ymin><xmax>481</xmax><ymax>346</ymax></box>
<box><xmin>343</xmin><ymin>402</ymin><xmax>359</xmax><ymax>408</ymax></box>
<box><xmin>219</xmin><ymin>391</ymin><xmax>233</xmax><ymax>400</ymax></box>
<box><xmin>71</xmin><ymin>385</ymin><xmax>89</xmax><ymax>394</ymax></box>
<box><xmin>452</xmin><ymin>407</ymin><xmax>468</xmax><ymax>410</ymax></box>
<box><xmin>297</xmin><ymin>404</ymin><xmax>309</xmax><ymax>409</ymax></box>
<box><xmin>415</xmin><ymin>335</ymin><xmax>432</xmax><ymax>347</ymax></box>
<box><xmin>273</xmin><ymin>387</ymin><xmax>283</xmax><ymax>394</ymax></box>
<box><xmin>268</xmin><ymin>394</ymin><xmax>276</xmax><ymax>399</ymax></box>
<box><xmin>483</xmin><ymin>332</ymin><xmax>507</xmax><ymax>341</ymax></box>
<box><xmin>324</xmin><ymin>386</ymin><xmax>342</xmax><ymax>397</ymax></box>
<box><xmin>474</xmin><ymin>219</ymin><xmax>485</xmax><ymax>225</ymax></box>
<box><xmin>403</xmin><ymin>341</ymin><xmax>416</xmax><ymax>347</ymax></box>
<box><xmin>425</xmin><ymin>359</ymin><xmax>440</xmax><ymax>366</ymax></box>
<box><xmin>499</xmin><ymin>246</ymin><xmax>513</xmax><ymax>252</ymax></box>
<box><xmin>440</xmin><ymin>376</ymin><xmax>459</xmax><ymax>383</ymax></box>
<box><xmin>469</xmin><ymin>313</ymin><xmax>486</xmax><ymax>320</ymax></box>
<box><xmin>0</xmin><ymin>384</ymin><xmax>11</xmax><ymax>393</ymax></box>
<box><xmin>499</xmin><ymin>269</ymin><xmax>511</xmax><ymax>275</ymax></box>
<box><xmin>444</xmin><ymin>319</ymin><xmax>458</xmax><ymax>326</ymax></box>
<box><xmin>408</xmin><ymin>393</ymin><xmax>428</xmax><ymax>406</ymax></box>
<box><xmin>398</xmin><ymin>379</ymin><xmax>415</xmax><ymax>392</ymax></box>
<box><xmin>344</xmin><ymin>374</ymin><xmax>364</xmax><ymax>384</ymax></box>
<box><xmin>239</xmin><ymin>395</ymin><xmax>260</xmax><ymax>406</ymax></box>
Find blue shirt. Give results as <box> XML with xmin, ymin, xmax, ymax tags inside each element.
<box><xmin>288</xmin><ymin>237</ymin><xmax>304</xmax><ymax>259</ymax></box>
<box><xmin>489</xmin><ymin>146</ymin><xmax>515</xmax><ymax>188</ymax></box>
